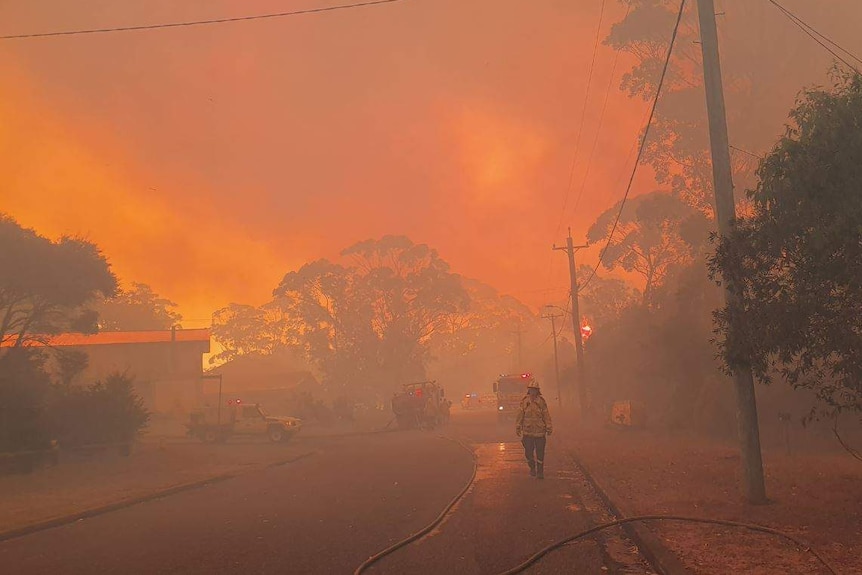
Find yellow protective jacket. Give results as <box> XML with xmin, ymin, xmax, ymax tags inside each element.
<box><xmin>515</xmin><ymin>395</ymin><xmax>553</xmax><ymax>438</ymax></box>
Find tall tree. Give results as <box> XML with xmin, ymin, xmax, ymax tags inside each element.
<box><xmin>712</xmin><ymin>70</ymin><xmax>862</xmax><ymax>413</ymax></box>
<box><xmin>213</xmin><ymin>237</ymin><xmax>470</xmax><ymax>396</ymax></box>
<box><xmin>577</xmin><ymin>265</ymin><xmax>641</xmax><ymax>327</ymax></box>
<box><xmin>604</xmin><ymin>0</ymin><xmax>823</xmax><ymax>213</ymax></box>
<box><xmin>587</xmin><ymin>191</ymin><xmax>709</xmax><ymax>306</ymax></box>
<box><xmin>339</xmin><ymin>236</ymin><xmax>470</xmax><ymax>388</ymax></box>
<box><xmin>96</xmin><ymin>283</ymin><xmax>182</xmax><ymax>331</ymax></box>
<box><xmin>272</xmin><ymin>259</ymin><xmax>370</xmax><ymax>391</ymax></box>
<box><xmin>428</xmin><ymin>276</ymin><xmax>542</xmax><ymax>391</ymax></box>
<box><xmin>211</xmin><ymin>302</ymin><xmax>299</xmax><ymax>363</ymax></box>
<box><xmin>0</xmin><ymin>215</ymin><xmax>117</xmax><ymax>352</ymax></box>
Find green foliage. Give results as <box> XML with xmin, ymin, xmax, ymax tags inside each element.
<box><xmin>711</xmin><ymin>71</ymin><xmax>862</xmax><ymax>412</ymax></box>
<box><xmin>0</xmin><ymin>214</ymin><xmax>117</xmax><ymax>349</ymax></box>
<box><xmin>0</xmin><ymin>349</ymin><xmax>53</xmax><ymax>452</ymax></box>
<box><xmin>49</xmin><ymin>372</ymin><xmax>150</xmax><ymax>447</ymax></box>
<box><xmin>96</xmin><ymin>283</ymin><xmax>182</xmax><ymax>331</ymax></box>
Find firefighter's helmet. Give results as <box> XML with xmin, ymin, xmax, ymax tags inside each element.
<box><xmin>527</xmin><ymin>380</ymin><xmax>540</xmax><ymax>390</ymax></box>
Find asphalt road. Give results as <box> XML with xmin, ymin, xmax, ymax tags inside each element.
<box><xmin>1</xmin><ymin>410</ymin><xmax>646</xmax><ymax>574</ymax></box>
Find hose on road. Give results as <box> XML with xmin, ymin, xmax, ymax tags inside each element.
<box><xmin>353</xmin><ymin>437</ymin><xmax>837</xmax><ymax>575</ymax></box>
<box><xmin>497</xmin><ymin>514</ymin><xmax>839</xmax><ymax>575</ymax></box>
<box><xmin>352</xmin><ymin>436</ymin><xmax>478</xmax><ymax>575</ymax></box>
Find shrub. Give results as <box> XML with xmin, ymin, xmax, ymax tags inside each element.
<box><xmin>0</xmin><ymin>349</ymin><xmax>52</xmax><ymax>452</ymax></box>
<box><xmin>50</xmin><ymin>371</ymin><xmax>150</xmax><ymax>447</ymax></box>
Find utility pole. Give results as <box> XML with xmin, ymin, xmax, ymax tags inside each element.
<box><xmin>554</xmin><ymin>228</ymin><xmax>589</xmax><ymax>416</ymax></box>
<box><xmin>696</xmin><ymin>0</ymin><xmax>766</xmax><ymax>504</ymax></box>
<box><xmin>510</xmin><ymin>319</ymin><xmax>523</xmax><ymax>372</ymax></box>
<box><xmin>542</xmin><ymin>306</ymin><xmax>564</xmax><ymax>408</ymax></box>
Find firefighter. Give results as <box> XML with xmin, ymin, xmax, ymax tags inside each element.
<box><xmin>515</xmin><ymin>380</ymin><xmax>553</xmax><ymax>479</ymax></box>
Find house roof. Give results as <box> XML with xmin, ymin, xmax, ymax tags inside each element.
<box><xmin>5</xmin><ymin>328</ymin><xmax>211</xmax><ymax>348</ymax></box>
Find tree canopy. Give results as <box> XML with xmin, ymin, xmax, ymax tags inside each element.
<box><xmin>604</xmin><ymin>0</ymin><xmax>805</xmax><ymax>213</ymax></box>
<box><xmin>587</xmin><ymin>191</ymin><xmax>709</xmax><ymax>306</ymax></box>
<box><xmin>212</xmin><ymin>236</ymin><xmax>472</xmax><ymax>396</ymax></box>
<box><xmin>0</xmin><ymin>214</ymin><xmax>117</xmax><ymax>350</ymax></box>
<box><xmin>578</xmin><ymin>265</ymin><xmax>641</xmax><ymax>327</ymax></box>
<box><xmin>96</xmin><ymin>283</ymin><xmax>182</xmax><ymax>331</ymax></box>
<box><xmin>711</xmin><ymin>71</ymin><xmax>862</xmax><ymax>413</ymax></box>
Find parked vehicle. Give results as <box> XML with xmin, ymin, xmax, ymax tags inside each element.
<box><xmin>187</xmin><ymin>400</ymin><xmax>301</xmax><ymax>443</ymax></box>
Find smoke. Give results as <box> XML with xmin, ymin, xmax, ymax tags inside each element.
<box><xmin>2</xmin><ymin>0</ymin><xmax>860</xmax><ymax>320</ymax></box>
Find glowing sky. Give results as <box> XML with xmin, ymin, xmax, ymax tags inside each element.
<box><xmin>1</xmin><ymin>0</ymin><xmax>858</xmax><ymax>324</ymax></box>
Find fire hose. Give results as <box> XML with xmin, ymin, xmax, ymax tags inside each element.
<box><xmin>354</xmin><ymin>437</ymin><xmax>839</xmax><ymax>575</ymax></box>
<box><xmin>353</xmin><ymin>437</ymin><xmax>477</xmax><ymax>575</ymax></box>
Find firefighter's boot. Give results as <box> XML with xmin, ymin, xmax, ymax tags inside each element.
<box><xmin>536</xmin><ymin>461</ymin><xmax>544</xmax><ymax>479</ymax></box>
<box><xmin>527</xmin><ymin>459</ymin><xmax>536</xmax><ymax>477</ymax></box>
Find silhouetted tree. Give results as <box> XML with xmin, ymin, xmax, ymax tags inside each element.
<box><xmin>577</xmin><ymin>265</ymin><xmax>641</xmax><ymax>328</ymax></box>
<box><xmin>0</xmin><ymin>349</ymin><xmax>53</xmax><ymax>452</ymax></box>
<box><xmin>587</xmin><ymin>191</ymin><xmax>709</xmax><ymax>306</ymax></box>
<box><xmin>213</xmin><ymin>237</ymin><xmax>470</xmax><ymax>396</ymax></box>
<box><xmin>53</xmin><ymin>349</ymin><xmax>89</xmax><ymax>388</ymax></box>
<box><xmin>211</xmin><ymin>302</ymin><xmax>298</xmax><ymax>363</ymax></box>
<box><xmin>0</xmin><ymin>214</ymin><xmax>117</xmax><ymax>352</ymax></box>
<box><xmin>96</xmin><ymin>283</ymin><xmax>182</xmax><ymax>331</ymax></box>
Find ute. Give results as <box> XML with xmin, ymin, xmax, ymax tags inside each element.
<box><xmin>187</xmin><ymin>400</ymin><xmax>302</xmax><ymax>443</ymax></box>
<box><xmin>493</xmin><ymin>373</ymin><xmax>533</xmax><ymax>420</ymax></box>
<box><xmin>391</xmin><ymin>380</ymin><xmax>450</xmax><ymax>430</ymax></box>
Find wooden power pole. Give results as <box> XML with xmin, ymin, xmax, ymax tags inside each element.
<box><xmin>542</xmin><ymin>306</ymin><xmax>564</xmax><ymax>408</ymax></box>
<box><xmin>554</xmin><ymin>229</ymin><xmax>588</xmax><ymax>416</ymax></box>
<box><xmin>696</xmin><ymin>0</ymin><xmax>767</xmax><ymax>503</ymax></box>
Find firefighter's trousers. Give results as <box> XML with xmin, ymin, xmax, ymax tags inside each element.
<box><xmin>521</xmin><ymin>435</ymin><xmax>546</xmax><ymax>466</ymax></box>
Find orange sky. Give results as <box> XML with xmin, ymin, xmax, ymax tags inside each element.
<box><xmin>1</xmin><ymin>0</ymin><xmax>855</xmax><ymax>324</ymax></box>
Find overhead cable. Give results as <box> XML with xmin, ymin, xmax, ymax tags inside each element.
<box><xmin>579</xmin><ymin>0</ymin><xmax>687</xmax><ymax>292</ymax></box>
<box><xmin>553</xmin><ymin>0</ymin><xmax>608</xmax><ymax>243</ymax></box>
<box><xmin>571</xmin><ymin>1</ymin><xmax>633</xmax><ymax>217</ymax></box>
<box><xmin>766</xmin><ymin>0</ymin><xmax>862</xmax><ymax>74</ymax></box>
<box><xmin>0</xmin><ymin>0</ymin><xmax>406</xmax><ymax>40</ymax></box>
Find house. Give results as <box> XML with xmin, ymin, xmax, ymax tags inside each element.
<box><xmin>206</xmin><ymin>349</ymin><xmax>321</xmax><ymax>412</ymax></box>
<box><xmin>30</xmin><ymin>328</ymin><xmax>210</xmax><ymax>415</ymax></box>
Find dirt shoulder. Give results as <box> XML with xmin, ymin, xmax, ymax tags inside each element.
<box><xmin>562</xmin><ymin>423</ymin><xmax>862</xmax><ymax>575</ymax></box>
<box><xmin>0</xmin><ymin>437</ymin><xmax>315</xmax><ymax>540</ymax></box>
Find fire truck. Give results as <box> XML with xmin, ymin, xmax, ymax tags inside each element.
<box><xmin>391</xmin><ymin>381</ymin><xmax>450</xmax><ymax>430</ymax></box>
<box><xmin>493</xmin><ymin>373</ymin><xmax>534</xmax><ymax>420</ymax></box>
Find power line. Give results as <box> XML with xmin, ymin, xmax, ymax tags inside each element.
<box><xmin>580</xmin><ymin>0</ymin><xmax>687</xmax><ymax>291</ymax></box>
<box><xmin>571</xmin><ymin>0</ymin><xmax>633</xmax><ymax>217</ymax></box>
<box><xmin>729</xmin><ymin>144</ymin><xmax>763</xmax><ymax>160</ymax></box>
<box><xmin>0</xmin><ymin>0</ymin><xmax>406</xmax><ymax>41</ymax></box>
<box><xmin>553</xmin><ymin>0</ymin><xmax>608</xmax><ymax>242</ymax></box>
<box><xmin>765</xmin><ymin>0</ymin><xmax>862</xmax><ymax>75</ymax></box>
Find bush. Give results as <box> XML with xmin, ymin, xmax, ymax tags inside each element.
<box><xmin>0</xmin><ymin>349</ymin><xmax>52</xmax><ymax>453</ymax></box>
<box><xmin>50</xmin><ymin>371</ymin><xmax>150</xmax><ymax>447</ymax></box>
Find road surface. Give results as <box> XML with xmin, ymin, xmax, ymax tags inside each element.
<box><xmin>1</xmin><ymin>410</ymin><xmax>651</xmax><ymax>574</ymax></box>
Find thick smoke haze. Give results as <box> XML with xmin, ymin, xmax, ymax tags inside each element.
<box><xmin>1</xmin><ymin>0</ymin><xmax>860</xmax><ymax>321</ymax></box>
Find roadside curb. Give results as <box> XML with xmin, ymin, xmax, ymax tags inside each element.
<box><xmin>0</xmin><ymin>450</ymin><xmax>316</xmax><ymax>544</ymax></box>
<box><xmin>569</xmin><ymin>451</ymin><xmax>692</xmax><ymax>575</ymax></box>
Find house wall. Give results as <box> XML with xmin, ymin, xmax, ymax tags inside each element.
<box><xmin>69</xmin><ymin>340</ymin><xmax>210</xmax><ymax>415</ymax></box>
